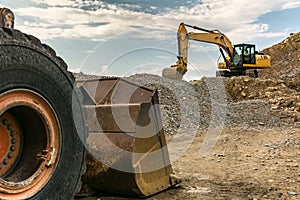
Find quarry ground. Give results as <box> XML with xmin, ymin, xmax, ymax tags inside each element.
<box><xmin>76</xmin><ymin>32</ymin><xmax>300</xmax><ymax>200</ymax></box>
<box><xmin>79</xmin><ymin>126</ymin><xmax>300</xmax><ymax>200</ymax></box>
<box><xmin>76</xmin><ymin>75</ymin><xmax>299</xmax><ymax>200</ymax></box>
<box><xmin>161</xmin><ymin>127</ymin><xmax>300</xmax><ymax>200</ymax></box>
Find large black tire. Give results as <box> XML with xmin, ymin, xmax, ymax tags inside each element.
<box><xmin>0</xmin><ymin>28</ymin><xmax>86</xmax><ymax>199</ymax></box>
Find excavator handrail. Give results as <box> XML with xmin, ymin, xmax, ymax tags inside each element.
<box><xmin>184</xmin><ymin>23</ymin><xmax>220</xmax><ymax>34</ymax></box>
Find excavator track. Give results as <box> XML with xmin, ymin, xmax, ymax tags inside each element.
<box><xmin>216</xmin><ymin>69</ymin><xmax>258</xmax><ymax>78</ymax></box>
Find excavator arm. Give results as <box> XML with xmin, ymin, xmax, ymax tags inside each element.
<box><xmin>188</xmin><ymin>29</ymin><xmax>234</xmax><ymax>64</ymax></box>
<box><xmin>162</xmin><ymin>23</ymin><xmax>270</xmax><ymax>79</ymax></box>
<box><xmin>162</xmin><ymin>23</ymin><xmax>235</xmax><ymax>79</ymax></box>
<box><xmin>162</xmin><ymin>23</ymin><xmax>189</xmax><ymax>79</ymax></box>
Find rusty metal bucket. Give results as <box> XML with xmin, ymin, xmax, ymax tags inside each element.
<box><xmin>76</xmin><ymin>78</ymin><xmax>176</xmax><ymax>197</ymax></box>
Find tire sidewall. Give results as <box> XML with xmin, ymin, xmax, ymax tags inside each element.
<box><xmin>0</xmin><ymin>46</ymin><xmax>85</xmax><ymax>200</ymax></box>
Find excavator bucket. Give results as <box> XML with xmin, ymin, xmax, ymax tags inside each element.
<box><xmin>76</xmin><ymin>78</ymin><xmax>177</xmax><ymax>197</ymax></box>
<box><xmin>162</xmin><ymin>57</ymin><xmax>187</xmax><ymax>80</ymax></box>
<box><xmin>162</xmin><ymin>67</ymin><xmax>183</xmax><ymax>80</ymax></box>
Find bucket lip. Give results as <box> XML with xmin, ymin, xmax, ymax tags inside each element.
<box><xmin>76</xmin><ymin>77</ymin><xmax>156</xmax><ymax>94</ymax></box>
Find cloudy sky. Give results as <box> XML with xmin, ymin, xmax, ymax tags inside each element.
<box><xmin>1</xmin><ymin>0</ymin><xmax>300</xmax><ymax>80</ymax></box>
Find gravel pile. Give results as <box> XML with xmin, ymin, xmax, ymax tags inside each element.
<box><xmin>192</xmin><ymin>77</ymin><xmax>284</xmax><ymax>129</ymax></box>
<box><xmin>260</xmin><ymin>32</ymin><xmax>300</xmax><ymax>92</ymax></box>
<box><xmin>73</xmin><ymin>71</ymin><xmax>298</xmax><ymax>135</ymax></box>
<box><xmin>73</xmin><ymin>72</ymin><xmax>112</xmax><ymax>80</ymax></box>
<box><xmin>126</xmin><ymin>74</ymin><xmax>289</xmax><ymax>134</ymax></box>
<box><xmin>125</xmin><ymin>74</ymin><xmax>201</xmax><ymax>135</ymax></box>
<box><xmin>225</xmin><ymin>100</ymin><xmax>282</xmax><ymax>128</ymax></box>
<box><xmin>73</xmin><ymin>32</ymin><xmax>300</xmax><ymax>134</ymax></box>
<box><xmin>223</xmin><ymin>76</ymin><xmax>300</xmax><ymax>125</ymax></box>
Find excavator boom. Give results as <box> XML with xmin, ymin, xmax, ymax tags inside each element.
<box><xmin>162</xmin><ymin>23</ymin><xmax>270</xmax><ymax>79</ymax></box>
<box><xmin>162</xmin><ymin>23</ymin><xmax>234</xmax><ymax>79</ymax></box>
<box><xmin>186</xmin><ymin>24</ymin><xmax>234</xmax><ymax>60</ymax></box>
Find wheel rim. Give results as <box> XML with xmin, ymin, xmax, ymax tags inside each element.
<box><xmin>0</xmin><ymin>112</ymin><xmax>22</xmax><ymax>177</ymax></box>
<box><xmin>0</xmin><ymin>89</ymin><xmax>61</xmax><ymax>199</ymax></box>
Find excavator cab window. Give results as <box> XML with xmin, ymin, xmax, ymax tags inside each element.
<box><xmin>233</xmin><ymin>44</ymin><xmax>256</xmax><ymax>66</ymax></box>
<box><xmin>233</xmin><ymin>46</ymin><xmax>243</xmax><ymax>66</ymax></box>
<box><xmin>243</xmin><ymin>45</ymin><xmax>255</xmax><ymax>64</ymax></box>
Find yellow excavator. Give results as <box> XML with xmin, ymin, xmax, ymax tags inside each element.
<box><xmin>162</xmin><ymin>23</ymin><xmax>271</xmax><ymax>79</ymax></box>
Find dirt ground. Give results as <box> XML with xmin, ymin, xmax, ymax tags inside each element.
<box><xmin>79</xmin><ymin>126</ymin><xmax>299</xmax><ymax>200</ymax></box>
<box><xmin>75</xmin><ymin>29</ymin><xmax>300</xmax><ymax>200</ymax></box>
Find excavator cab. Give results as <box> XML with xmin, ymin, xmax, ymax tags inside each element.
<box><xmin>233</xmin><ymin>44</ymin><xmax>256</xmax><ymax>66</ymax></box>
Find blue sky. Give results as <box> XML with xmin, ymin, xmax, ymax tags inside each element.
<box><xmin>1</xmin><ymin>0</ymin><xmax>300</xmax><ymax>80</ymax></box>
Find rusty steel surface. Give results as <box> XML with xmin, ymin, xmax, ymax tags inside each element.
<box><xmin>85</xmin><ymin>104</ymin><xmax>142</xmax><ymax>133</ymax></box>
<box><xmin>0</xmin><ymin>89</ymin><xmax>61</xmax><ymax>199</ymax></box>
<box><xmin>162</xmin><ymin>67</ymin><xmax>184</xmax><ymax>80</ymax></box>
<box><xmin>77</xmin><ymin>78</ymin><xmax>154</xmax><ymax>105</ymax></box>
<box><xmin>78</xmin><ymin>78</ymin><xmax>175</xmax><ymax>196</ymax></box>
<box><xmin>0</xmin><ymin>113</ymin><xmax>22</xmax><ymax>177</ymax></box>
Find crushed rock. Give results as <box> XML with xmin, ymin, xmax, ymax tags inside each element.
<box><xmin>74</xmin><ymin>71</ymin><xmax>299</xmax><ymax>135</ymax></box>
<box><xmin>260</xmin><ymin>32</ymin><xmax>300</xmax><ymax>92</ymax></box>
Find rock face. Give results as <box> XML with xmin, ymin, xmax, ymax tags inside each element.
<box><xmin>260</xmin><ymin>32</ymin><xmax>300</xmax><ymax>92</ymax></box>
<box><xmin>224</xmin><ymin>76</ymin><xmax>300</xmax><ymax>124</ymax></box>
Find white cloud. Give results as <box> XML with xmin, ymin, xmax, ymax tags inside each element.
<box><xmin>165</xmin><ymin>0</ymin><xmax>300</xmax><ymax>41</ymax></box>
<box><xmin>189</xmin><ymin>43</ymin><xmax>220</xmax><ymax>53</ymax></box>
<box><xmin>4</xmin><ymin>0</ymin><xmax>297</xmax><ymax>79</ymax></box>
<box><xmin>30</xmin><ymin>0</ymin><xmax>104</xmax><ymax>7</ymax></box>
<box><xmin>10</xmin><ymin>0</ymin><xmax>300</xmax><ymax>44</ymax></box>
<box><xmin>281</xmin><ymin>1</ymin><xmax>300</xmax><ymax>9</ymax></box>
<box><xmin>157</xmin><ymin>55</ymin><xmax>172</xmax><ymax>60</ymax></box>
